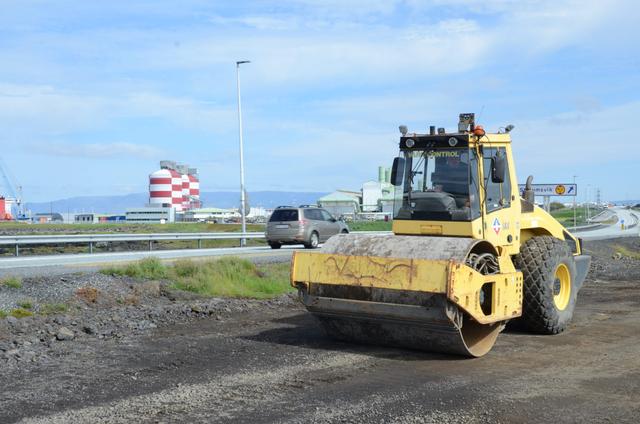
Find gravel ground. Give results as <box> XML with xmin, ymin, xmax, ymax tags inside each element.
<box><xmin>584</xmin><ymin>237</ymin><xmax>640</xmax><ymax>280</ymax></box>
<box><xmin>0</xmin><ymin>238</ymin><xmax>638</xmax><ymax>423</ymax></box>
<box><xmin>0</xmin><ymin>272</ymin><xmax>296</xmax><ymax>369</ymax></box>
<box><xmin>0</xmin><ymin>273</ymin><xmax>132</xmax><ymax>311</ymax></box>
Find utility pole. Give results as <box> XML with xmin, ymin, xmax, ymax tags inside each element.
<box><xmin>236</xmin><ymin>60</ymin><xmax>250</xmax><ymax>246</ymax></box>
<box><xmin>573</xmin><ymin>175</ymin><xmax>577</xmax><ymax>228</ymax></box>
<box><xmin>586</xmin><ymin>184</ymin><xmax>591</xmax><ymax>222</ymax></box>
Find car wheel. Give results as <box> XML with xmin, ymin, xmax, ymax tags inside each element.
<box><xmin>305</xmin><ymin>232</ymin><xmax>319</xmax><ymax>249</ymax></box>
<box><xmin>341</xmin><ymin>229</ymin><xmax>349</xmax><ymax>234</ymax></box>
<box><xmin>269</xmin><ymin>242</ymin><xmax>282</xmax><ymax>249</ymax></box>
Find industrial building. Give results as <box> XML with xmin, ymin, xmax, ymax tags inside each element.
<box><xmin>318</xmin><ymin>167</ymin><xmax>395</xmax><ymax>220</ymax></box>
<box><xmin>149</xmin><ymin>160</ymin><xmax>201</xmax><ymax>212</ymax></box>
<box><xmin>183</xmin><ymin>208</ymin><xmax>239</xmax><ymax>223</ymax></box>
<box><xmin>126</xmin><ymin>160</ymin><xmax>202</xmax><ymax>223</ymax></box>
<box><xmin>362</xmin><ymin>166</ymin><xmax>393</xmax><ymax>212</ymax></box>
<box><xmin>74</xmin><ymin>213</ymin><xmax>126</xmax><ymax>223</ymax></box>
<box><xmin>0</xmin><ymin>159</ymin><xmax>26</xmax><ymax>221</ymax></box>
<box><xmin>0</xmin><ymin>197</ymin><xmax>16</xmax><ymax>221</ymax></box>
<box><xmin>126</xmin><ymin>207</ymin><xmax>175</xmax><ymax>223</ymax></box>
<box><xmin>33</xmin><ymin>213</ymin><xmax>64</xmax><ymax>223</ymax></box>
<box><xmin>75</xmin><ymin>213</ymin><xmax>104</xmax><ymax>223</ymax></box>
<box><xmin>318</xmin><ymin>191</ymin><xmax>361</xmax><ymax>216</ymax></box>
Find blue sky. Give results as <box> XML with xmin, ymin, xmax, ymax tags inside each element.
<box><xmin>1</xmin><ymin>0</ymin><xmax>638</xmax><ymax>202</ymax></box>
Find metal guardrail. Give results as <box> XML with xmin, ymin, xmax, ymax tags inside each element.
<box><xmin>568</xmin><ymin>223</ymin><xmax>607</xmax><ymax>233</ymax></box>
<box><xmin>627</xmin><ymin>212</ymin><xmax>639</xmax><ymax>229</ymax></box>
<box><xmin>0</xmin><ymin>231</ymin><xmax>393</xmax><ymax>256</ymax></box>
<box><xmin>0</xmin><ymin>232</ymin><xmax>266</xmax><ymax>256</ymax></box>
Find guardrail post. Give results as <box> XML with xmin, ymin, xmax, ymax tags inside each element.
<box><xmin>149</xmin><ymin>240</ymin><xmax>153</xmax><ymax>251</ymax></box>
<box><xmin>15</xmin><ymin>244</ymin><xmax>19</xmax><ymax>257</ymax></box>
<box><xmin>89</xmin><ymin>242</ymin><xmax>94</xmax><ymax>254</ymax></box>
<box><xmin>198</xmin><ymin>239</ymin><xmax>202</xmax><ymax>249</ymax></box>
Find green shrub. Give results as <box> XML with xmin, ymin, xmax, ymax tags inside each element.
<box><xmin>1</xmin><ymin>276</ymin><xmax>22</xmax><ymax>289</ymax></box>
<box><xmin>40</xmin><ymin>303</ymin><xmax>69</xmax><ymax>315</ymax></box>
<box><xmin>348</xmin><ymin>221</ymin><xmax>392</xmax><ymax>231</ymax></box>
<box><xmin>17</xmin><ymin>300</ymin><xmax>33</xmax><ymax>310</ymax></box>
<box><xmin>10</xmin><ymin>308</ymin><xmax>33</xmax><ymax>318</ymax></box>
<box><xmin>550</xmin><ymin>202</ymin><xmax>565</xmax><ymax>211</ymax></box>
<box><xmin>173</xmin><ymin>259</ymin><xmax>200</xmax><ymax>278</ymax></box>
<box><xmin>0</xmin><ymin>310</ymin><xmax>7</xmax><ymax>319</ymax></box>
<box><xmin>614</xmin><ymin>245</ymin><xmax>640</xmax><ymax>260</ymax></box>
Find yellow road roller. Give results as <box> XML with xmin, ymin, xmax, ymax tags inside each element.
<box><xmin>290</xmin><ymin>113</ymin><xmax>590</xmax><ymax>357</ymax></box>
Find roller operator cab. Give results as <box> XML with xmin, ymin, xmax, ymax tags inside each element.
<box><xmin>291</xmin><ymin>113</ymin><xmax>591</xmax><ymax>357</ymax></box>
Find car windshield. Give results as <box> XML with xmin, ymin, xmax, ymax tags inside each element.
<box><xmin>269</xmin><ymin>209</ymin><xmax>298</xmax><ymax>221</ymax></box>
<box><xmin>393</xmin><ymin>148</ymin><xmax>481</xmax><ymax>221</ymax></box>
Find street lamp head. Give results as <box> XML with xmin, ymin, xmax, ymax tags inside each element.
<box><xmin>236</xmin><ymin>60</ymin><xmax>251</xmax><ymax>66</ymax></box>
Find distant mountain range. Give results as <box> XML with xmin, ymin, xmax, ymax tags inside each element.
<box><xmin>25</xmin><ymin>191</ymin><xmax>329</xmax><ymax>215</ymax></box>
<box><xmin>612</xmin><ymin>200</ymin><xmax>640</xmax><ymax>206</ymax></box>
<box><xmin>25</xmin><ymin>193</ymin><xmax>638</xmax><ymax>215</ymax></box>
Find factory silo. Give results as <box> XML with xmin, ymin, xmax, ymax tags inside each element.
<box><xmin>170</xmin><ymin>168</ymin><xmax>184</xmax><ymax>211</ymax></box>
<box><xmin>176</xmin><ymin>164</ymin><xmax>191</xmax><ymax>210</ymax></box>
<box><xmin>188</xmin><ymin>168</ymin><xmax>200</xmax><ymax>209</ymax></box>
<box><xmin>150</xmin><ymin>161</ymin><xmax>202</xmax><ymax>212</ymax></box>
<box><xmin>149</xmin><ymin>168</ymin><xmax>174</xmax><ymax>207</ymax></box>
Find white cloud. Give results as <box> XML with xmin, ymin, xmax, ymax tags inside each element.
<box><xmin>0</xmin><ymin>83</ymin><xmax>236</xmax><ymax>142</ymax></box>
<box><xmin>513</xmin><ymin>100</ymin><xmax>640</xmax><ymax>169</ymax></box>
<box><xmin>32</xmin><ymin>141</ymin><xmax>165</xmax><ymax>159</ymax></box>
<box><xmin>0</xmin><ymin>84</ymin><xmax>110</xmax><ymax>134</ymax></box>
<box><xmin>127</xmin><ymin>0</ymin><xmax>634</xmax><ymax>91</ymax></box>
<box><xmin>125</xmin><ymin>92</ymin><xmax>236</xmax><ymax>133</ymax></box>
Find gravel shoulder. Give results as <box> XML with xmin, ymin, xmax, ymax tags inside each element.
<box><xmin>0</xmin><ymin>239</ymin><xmax>639</xmax><ymax>423</ymax></box>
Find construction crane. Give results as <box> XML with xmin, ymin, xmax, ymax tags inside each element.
<box><xmin>0</xmin><ymin>157</ymin><xmax>25</xmax><ymax>220</ymax></box>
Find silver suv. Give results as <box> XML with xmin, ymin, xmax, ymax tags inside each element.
<box><xmin>266</xmin><ymin>206</ymin><xmax>349</xmax><ymax>249</ymax></box>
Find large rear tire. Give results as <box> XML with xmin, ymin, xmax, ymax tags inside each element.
<box><xmin>513</xmin><ymin>236</ymin><xmax>577</xmax><ymax>334</ymax></box>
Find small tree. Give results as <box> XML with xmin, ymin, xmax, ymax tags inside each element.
<box><xmin>550</xmin><ymin>202</ymin><xmax>565</xmax><ymax>211</ymax></box>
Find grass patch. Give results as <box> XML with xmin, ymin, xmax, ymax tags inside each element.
<box><xmin>101</xmin><ymin>257</ymin><xmax>293</xmax><ymax>299</ymax></box>
<box><xmin>10</xmin><ymin>308</ymin><xmax>33</xmax><ymax>318</ymax></box>
<box><xmin>348</xmin><ymin>221</ymin><xmax>393</xmax><ymax>231</ymax></box>
<box><xmin>1</xmin><ymin>276</ymin><xmax>22</xmax><ymax>289</ymax></box>
<box><xmin>170</xmin><ymin>258</ymin><xmax>292</xmax><ymax>299</ymax></box>
<box><xmin>101</xmin><ymin>257</ymin><xmax>168</xmax><ymax>279</ymax></box>
<box><xmin>39</xmin><ymin>303</ymin><xmax>69</xmax><ymax>315</ymax></box>
<box><xmin>550</xmin><ymin>207</ymin><xmax>606</xmax><ymax>227</ymax></box>
<box><xmin>17</xmin><ymin>299</ymin><xmax>33</xmax><ymax>310</ymax></box>
<box><xmin>0</xmin><ymin>310</ymin><xmax>7</xmax><ymax>319</ymax></box>
<box><xmin>614</xmin><ymin>245</ymin><xmax>640</xmax><ymax>260</ymax></box>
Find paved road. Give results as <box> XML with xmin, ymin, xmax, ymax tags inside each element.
<box><xmin>574</xmin><ymin>208</ymin><xmax>639</xmax><ymax>241</ymax></box>
<box><xmin>0</xmin><ymin>246</ymin><xmax>297</xmax><ymax>278</ymax></box>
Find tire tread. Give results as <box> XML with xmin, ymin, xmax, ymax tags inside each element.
<box><xmin>514</xmin><ymin>236</ymin><xmax>575</xmax><ymax>334</ymax></box>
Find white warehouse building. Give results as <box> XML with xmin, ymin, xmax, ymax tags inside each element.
<box><xmin>361</xmin><ymin>166</ymin><xmax>394</xmax><ymax>212</ymax></box>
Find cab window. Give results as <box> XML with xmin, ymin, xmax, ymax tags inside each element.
<box><xmin>482</xmin><ymin>147</ymin><xmax>511</xmax><ymax>213</ymax></box>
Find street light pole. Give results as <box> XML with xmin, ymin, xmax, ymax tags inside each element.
<box><xmin>573</xmin><ymin>175</ymin><xmax>577</xmax><ymax>228</ymax></box>
<box><xmin>236</xmin><ymin>60</ymin><xmax>250</xmax><ymax>246</ymax></box>
<box><xmin>586</xmin><ymin>184</ymin><xmax>591</xmax><ymax>223</ymax></box>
